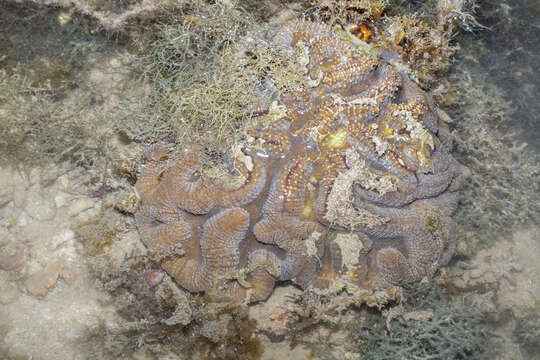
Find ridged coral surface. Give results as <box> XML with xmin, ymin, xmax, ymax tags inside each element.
<box><xmin>134</xmin><ymin>20</ymin><xmax>463</xmax><ymax>302</ymax></box>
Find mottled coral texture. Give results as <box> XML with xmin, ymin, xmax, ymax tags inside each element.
<box><xmin>134</xmin><ymin>20</ymin><xmax>463</xmax><ymax>303</ymax></box>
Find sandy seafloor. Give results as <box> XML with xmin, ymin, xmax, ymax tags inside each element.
<box><xmin>1</xmin><ymin>1</ymin><xmax>539</xmax><ymax>359</ymax></box>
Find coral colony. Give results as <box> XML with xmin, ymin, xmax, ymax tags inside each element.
<box><xmin>134</xmin><ymin>20</ymin><xmax>463</xmax><ymax>303</ymax></box>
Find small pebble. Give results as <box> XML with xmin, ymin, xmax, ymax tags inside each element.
<box><xmin>146</xmin><ymin>268</ymin><xmax>165</xmax><ymax>289</ymax></box>
<box><xmin>109</xmin><ymin>57</ymin><xmax>122</xmax><ymax>69</ymax></box>
<box><xmin>68</xmin><ymin>198</ymin><xmax>95</xmax><ymax>217</ymax></box>
<box><xmin>59</xmin><ymin>268</ymin><xmax>75</xmax><ymax>285</ymax></box>
<box><xmin>0</xmin><ymin>244</ymin><xmax>27</xmax><ymax>271</ymax></box>
<box><xmin>25</xmin><ymin>262</ymin><xmax>63</xmax><ymax>296</ymax></box>
<box><xmin>25</xmin><ymin>192</ymin><xmax>57</xmax><ymax>221</ymax></box>
<box><xmin>0</xmin><ymin>281</ymin><xmax>20</xmax><ymax>304</ymax></box>
<box><xmin>469</xmin><ymin>268</ymin><xmax>483</xmax><ymax>279</ymax></box>
<box><xmin>54</xmin><ymin>192</ymin><xmax>73</xmax><ymax>208</ymax></box>
<box><xmin>15</xmin><ymin>210</ymin><xmax>33</xmax><ymax>228</ymax></box>
<box><xmin>113</xmin><ymin>192</ymin><xmax>140</xmax><ymax>214</ymax></box>
<box><xmin>48</xmin><ymin>230</ymin><xmax>75</xmax><ymax>251</ymax></box>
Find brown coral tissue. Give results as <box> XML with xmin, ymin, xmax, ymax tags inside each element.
<box><xmin>134</xmin><ymin>20</ymin><xmax>464</xmax><ymax>303</ymax></box>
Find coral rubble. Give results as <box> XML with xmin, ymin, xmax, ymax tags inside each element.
<box><xmin>134</xmin><ymin>19</ymin><xmax>463</xmax><ymax>303</ymax></box>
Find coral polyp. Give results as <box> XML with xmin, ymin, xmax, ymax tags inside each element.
<box><xmin>134</xmin><ymin>19</ymin><xmax>463</xmax><ymax>303</ymax></box>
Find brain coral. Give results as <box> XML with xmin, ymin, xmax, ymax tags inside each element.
<box><xmin>134</xmin><ymin>20</ymin><xmax>463</xmax><ymax>303</ymax></box>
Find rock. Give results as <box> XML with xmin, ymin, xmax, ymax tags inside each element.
<box><xmin>12</xmin><ymin>186</ymin><xmax>28</xmax><ymax>209</ymax></box>
<box><xmin>0</xmin><ymin>168</ymin><xmax>23</xmax><ymax>207</ymax></box>
<box><xmin>112</xmin><ymin>191</ymin><xmax>140</xmax><ymax>214</ymax></box>
<box><xmin>200</xmin><ymin>314</ymin><xmax>232</xmax><ymax>343</ymax></box>
<box><xmin>161</xmin><ymin>302</ymin><xmax>193</xmax><ymax>326</ymax></box>
<box><xmin>0</xmin><ymin>185</ymin><xmax>15</xmax><ymax>207</ymax></box>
